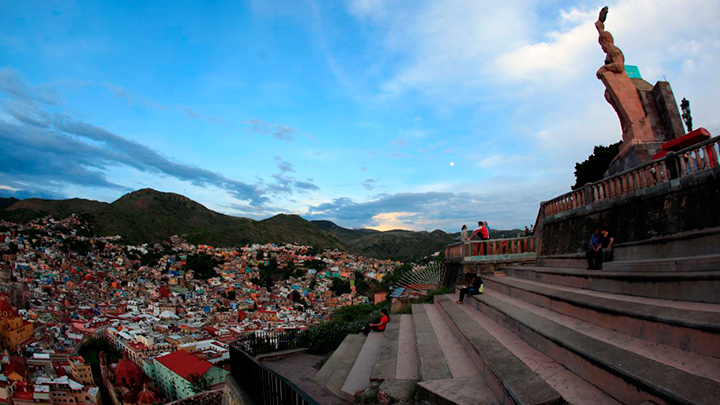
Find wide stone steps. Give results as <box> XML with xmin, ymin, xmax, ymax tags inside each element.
<box><xmin>313</xmin><ymin>259</ymin><xmax>720</xmax><ymax>404</ymax></box>
<box><xmin>441</xmin><ymin>294</ymin><xmax>620</xmax><ymax>405</ymax></box>
<box><xmin>503</xmin><ymin>265</ymin><xmax>720</xmax><ymax>303</ymax></box>
<box><xmin>466</xmin><ymin>289</ymin><xmax>720</xmax><ymax>404</ymax></box>
<box><xmin>483</xmin><ymin>274</ymin><xmax>720</xmax><ymax>357</ymax></box>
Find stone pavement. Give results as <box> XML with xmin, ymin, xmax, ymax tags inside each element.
<box><xmin>261</xmin><ymin>353</ymin><xmax>350</xmax><ymax>405</ymax></box>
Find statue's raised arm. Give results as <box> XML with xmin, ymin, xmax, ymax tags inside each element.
<box><xmin>595</xmin><ymin>6</ymin><xmax>608</xmax><ymax>34</ymax></box>
<box><xmin>595</xmin><ymin>6</ymin><xmax>624</xmax><ymax>79</ymax></box>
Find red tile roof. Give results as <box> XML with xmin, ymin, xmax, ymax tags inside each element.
<box><xmin>155</xmin><ymin>351</ymin><xmax>213</xmax><ymax>381</ymax></box>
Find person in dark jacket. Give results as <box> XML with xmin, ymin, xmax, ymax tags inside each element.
<box><xmin>457</xmin><ymin>273</ymin><xmax>483</xmax><ymax>304</ymax></box>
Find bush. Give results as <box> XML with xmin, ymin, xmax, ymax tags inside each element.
<box><xmin>301</xmin><ymin>302</ymin><xmax>389</xmax><ymax>354</ymax></box>
<box><xmin>422</xmin><ymin>286</ymin><xmax>453</xmax><ymax>303</ymax></box>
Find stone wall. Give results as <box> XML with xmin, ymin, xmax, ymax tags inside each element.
<box><xmin>539</xmin><ymin>166</ymin><xmax>720</xmax><ymax>256</ymax></box>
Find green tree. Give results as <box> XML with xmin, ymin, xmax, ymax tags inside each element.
<box><xmin>573</xmin><ymin>141</ymin><xmax>622</xmax><ymax>189</ymax></box>
<box><xmin>330</xmin><ymin>278</ymin><xmax>351</xmax><ymax>296</ymax></box>
<box><xmin>188</xmin><ymin>372</ymin><xmax>211</xmax><ymax>394</ymax></box>
<box><xmin>186</xmin><ymin>253</ymin><xmax>221</xmax><ymax>280</ymax></box>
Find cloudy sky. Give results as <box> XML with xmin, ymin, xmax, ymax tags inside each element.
<box><xmin>1</xmin><ymin>0</ymin><xmax>718</xmax><ymax>232</ymax></box>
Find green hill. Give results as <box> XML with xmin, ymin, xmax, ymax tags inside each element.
<box><xmin>0</xmin><ymin>197</ymin><xmax>108</xmax><ymax>223</ymax></box>
<box><xmin>312</xmin><ymin>220</ymin><xmax>454</xmax><ymax>261</ymax></box>
<box><xmin>0</xmin><ymin>189</ymin><xmax>464</xmax><ymax>261</ymax></box>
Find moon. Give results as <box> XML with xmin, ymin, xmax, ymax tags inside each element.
<box><xmin>450</xmin><ymin>162</ymin><xmax>455</xmax><ymax>166</ymax></box>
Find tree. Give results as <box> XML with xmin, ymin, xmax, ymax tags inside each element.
<box><xmin>227</xmin><ymin>290</ymin><xmax>236</xmax><ymax>300</ymax></box>
<box><xmin>330</xmin><ymin>278</ymin><xmax>351</xmax><ymax>296</ymax></box>
<box><xmin>188</xmin><ymin>372</ymin><xmax>211</xmax><ymax>394</ymax></box>
<box><xmin>573</xmin><ymin>141</ymin><xmax>622</xmax><ymax>189</ymax></box>
<box><xmin>185</xmin><ymin>254</ymin><xmax>220</xmax><ymax>280</ymax></box>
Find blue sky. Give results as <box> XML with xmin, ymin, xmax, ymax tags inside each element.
<box><xmin>1</xmin><ymin>0</ymin><xmax>719</xmax><ymax>231</ymax></box>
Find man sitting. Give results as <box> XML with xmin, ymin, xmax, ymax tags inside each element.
<box><xmin>597</xmin><ymin>225</ymin><xmax>615</xmax><ymax>269</ymax></box>
<box><xmin>362</xmin><ymin>309</ymin><xmax>389</xmax><ymax>335</ymax></box>
<box><xmin>457</xmin><ymin>273</ymin><xmax>483</xmax><ymax>304</ymax></box>
<box><xmin>586</xmin><ymin>228</ymin><xmax>602</xmax><ymax>270</ymax></box>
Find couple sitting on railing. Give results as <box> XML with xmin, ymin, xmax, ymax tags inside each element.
<box><xmin>460</xmin><ymin>221</ymin><xmax>491</xmax><ymax>256</ymax></box>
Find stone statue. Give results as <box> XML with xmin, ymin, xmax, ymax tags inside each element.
<box><xmin>681</xmin><ymin>98</ymin><xmax>693</xmax><ymax>132</ymax></box>
<box><xmin>593</xmin><ymin>6</ymin><xmax>654</xmax><ymax>145</ymax></box>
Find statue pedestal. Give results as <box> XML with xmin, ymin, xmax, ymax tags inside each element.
<box><xmin>605</xmin><ymin>142</ymin><xmax>664</xmax><ymax>177</ymax></box>
<box><xmin>601</xmin><ymin>71</ymin><xmax>655</xmax><ymax>144</ymax></box>
<box><xmin>600</xmin><ymin>73</ymin><xmax>685</xmax><ymax>177</ymax></box>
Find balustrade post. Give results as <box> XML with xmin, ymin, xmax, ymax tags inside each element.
<box><xmin>708</xmin><ymin>143</ymin><xmax>719</xmax><ymax>167</ymax></box>
<box><xmin>665</xmin><ymin>151</ymin><xmax>679</xmax><ymax>179</ymax></box>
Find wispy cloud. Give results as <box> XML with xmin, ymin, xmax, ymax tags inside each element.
<box><xmin>0</xmin><ymin>68</ymin><xmax>268</xmax><ymax>204</ymax></box>
<box><xmin>243</xmin><ymin>119</ymin><xmax>296</xmax><ymax>142</ymax></box>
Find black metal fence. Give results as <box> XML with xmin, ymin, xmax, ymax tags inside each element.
<box><xmin>232</xmin><ymin>330</ymin><xmax>308</xmax><ymax>356</ymax></box>
<box><xmin>229</xmin><ymin>342</ymin><xmax>318</xmax><ymax>405</ymax></box>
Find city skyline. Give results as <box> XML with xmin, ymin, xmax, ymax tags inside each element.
<box><xmin>2</xmin><ymin>0</ymin><xmax>719</xmax><ymax>232</ymax></box>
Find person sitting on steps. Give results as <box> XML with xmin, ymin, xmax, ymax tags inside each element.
<box><xmin>457</xmin><ymin>273</ymin><xmax>483</xmax><ymax>304</ymax></box>
<box><xmin>597</xmin><ymin>225</ymin><xmax>615</xmax><ymax>270</ymax></box>
<box><xmin>362</xmin><ymin>309</ymin><xmax>389</xmax><ymax>335</ymax></box>
<box><xmin>586</xmin><ymin>228</ymin><xmax>602</xmax><ymax>270</ymax></box>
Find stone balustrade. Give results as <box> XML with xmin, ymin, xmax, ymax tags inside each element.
<box><xmin>542</xmin><ymin>135</ymin><xmax>720</xmax><ymax>218</ymax></box>
<box><xmin>446</xmin><ymin>236</ymin><xmax>536</xmax><ymax>260</ymax></box>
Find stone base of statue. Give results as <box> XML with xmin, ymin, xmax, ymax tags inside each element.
<box><xmin>605</xmin><ymin>142</ymin><xmax>664</xmax><ymax>176</ymax></box>
<box><xmin>603</xmin><ymin>73</ymin><xmax>685</xmax><ymax>177</ymax></box>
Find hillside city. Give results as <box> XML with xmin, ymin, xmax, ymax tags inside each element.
<box><xmin>0</xmin><ymin>213</ymin><xmax>400</xmax><ymax>404</ymax></box>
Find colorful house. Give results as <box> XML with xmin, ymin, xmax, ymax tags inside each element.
<box><xmin>150</xmin><ymin>350</ymin><xmax>227</xmax><ymax>401</ymax></box>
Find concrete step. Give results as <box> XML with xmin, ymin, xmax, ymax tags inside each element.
<box><xmin>503</xmin><ymin>265</ymin><xmax>720</xmax><ymax>303</ymax></box>
<box><xmin>313</xmin><ymin>334</ymin><xmax>363</xmax><ymax>388</ymax></box>
<box><xmin>449</xmin><ymin>295</ymin><xmax>621</xmax><ymax>405</ymax></box>
<box><xmin>316</xmin><ymin>333</ymin><xmax>366</xmax><ymax>398</ymax></box>
<box><xmin>433</xmin><ymin>295</ymin><xmax>563</xmax><ymax>405</ymax></box>
<box><xmin>340</xmin><ymin>330</ymin><xmax>384</xmax><ymax>400</ymax></box>
<box><xmin>604</xmin><ymin>253</ymin><xmax>720</xmax><ymax>272</ymax></box>
<box><xmin>422</xmin><ymin>304</ymin><xmax>478</xmax><ymax>379</ymax></box>
<box><xmin>613</xmin><ymin>226</ymin><xmax>720</xmax><ymax>261</ymax></box>
<box><xmin>396</xmin><ymin>314</ymin><xmax>419</xmax><ymax>380</ymax></box>
<box><xmin>469</xmin><ymin>293</ymin><xmax>720</xmax><ymax>405</ymax></box>
<box><xmin>416</xmin><ymin>377</ymin><xmax>499</xmax><ymax>405</ymax></box>
<box><xmin>482</xmin><ymin>288</ymin><xmax>720</xmax><ymax>384</ymax></box>
<box><xmin>484</xmin><ymin>275</ymin><xmax>720</xmax><ymax>357</ymax></box>
<box><xmin>411</xmin><ymin>303</ymin><xmax>451</xmax><ymax>380</ymax></box>
<box><xmin>536</xmin><ymin>254</ymin><xmax>587</xmax><ymax>269</ymax></box>
<box><xmin>369</xmin><ymin>315</ymin><xmax>400</xmax><ymax>385</ymax></box>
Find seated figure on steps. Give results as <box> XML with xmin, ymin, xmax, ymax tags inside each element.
<box><xmin>586</xmin><ymin>228</ymin><xmax>602</xmax><ymax>270</ymax></box>
<box><xmin>457</xmin><ymin>273</ymin><xmax>483</xmax><ymax>304</ymax></box>
<box><xmin>362</xmin><ymin>309</ymin><xmax>389</xmax><ymax>335</ymax></box>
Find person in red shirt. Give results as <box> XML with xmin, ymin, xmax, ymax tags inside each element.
<box><xmin>362</xmin><ymin>309</ymin><xmax>390</xmax><ymax>335</ymax></box>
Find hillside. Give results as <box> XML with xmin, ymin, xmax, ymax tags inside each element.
<box><xmin>0</xmin><ymin>189</ymin><xmax>468</xmax><ymax>261</ymax></box>
<box><xmin>0</xmin><ymin>197</ymin><xmax>108</xmax><ymax>223</ymax></box>
<box><xmin>313</xmin><ymin>220</ymin><xmax>454</xmax><ymax>261</ymax></box>
<box><xmin>91</xmin><ymin>188</ymin><xmax>239</xmax><ymax>243</ymax></box>
<box><xmin>186</xmin><ymin>214</ymin><xmax>344</xmax><ymax>250</ymax></box>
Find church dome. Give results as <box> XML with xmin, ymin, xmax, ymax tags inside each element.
<box><xmin>115</xmin><ymin>352</ymin><xmax>143</xmax><ymax>388</ymax></box>
<box><xmin>136</xmin><ymin>385</ymin><xmax>160</xmax><ymax>405</ymax></box>
<box><xmin>122</xmin><ymin>389</ymin><xmax>138</xmax><ymax>404</ymax></box>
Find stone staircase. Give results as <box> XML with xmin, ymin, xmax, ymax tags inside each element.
<box><xmin>313</xmin><ymin>252</ymin><xmax>720</xmax><ymax>404</ymax></box>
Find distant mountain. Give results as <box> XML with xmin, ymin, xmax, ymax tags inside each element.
<box><xmin>0</xmin><ymin>189</ymin><xmax>460</xmax><ymax>261</ymax></box>
<box><xmin>312</xmin><ymin>220</ymin><xmax>454</xmax><ymax>261</ymax></box>
<box><xmin>0</xmin><ymin>197</ymin><xmax>108</xmax><ymax>223</ymax></box>
<box><xmin>0</xmin><ymin>197</ymin><xmax>21</xmax><ymax>211</ymax></box>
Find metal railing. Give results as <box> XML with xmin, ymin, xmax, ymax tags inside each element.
<box><xmin>229</xmin><ymin>343</ymin><xmax>318</xmax><ymax>405</ymax></box>
<box><xmin>542</xmin><ymin>135</ymin><xmax>720</xmax><ymax>218</ymax></box>
<box><xmin>445</xmin><ymin>236</ymin><xmax>536</xmax><ymax>260</ymax></box>
<box><xmin>232</xmin><ymin>330</ymin><xmax>308</xmax><ymax>356</ymax></box>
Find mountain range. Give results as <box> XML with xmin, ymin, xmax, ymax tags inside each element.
<box><xmin>0</xmin><ymin>189</ymin><xmax>458</xmax><ymax>261</ymax></box>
